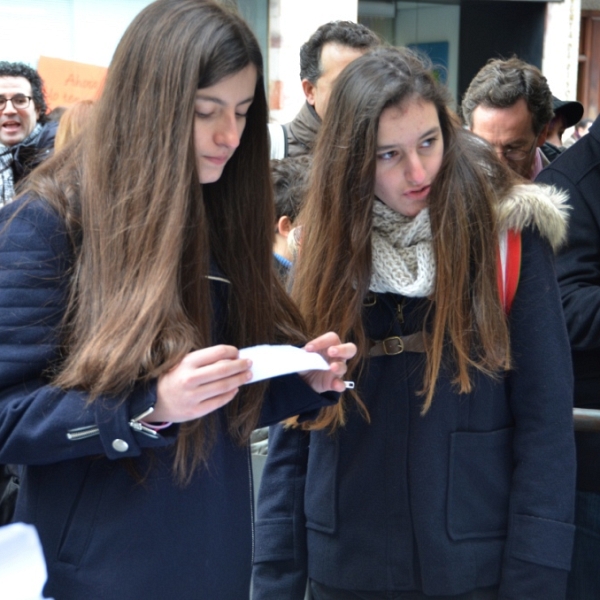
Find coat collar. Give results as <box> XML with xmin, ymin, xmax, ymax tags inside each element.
<box><xmin>496</xmin><ymin>183</ymin><xmax>570</xmax><ymax>252</ymax></box>
<box><xmin>287</xmin><ymin>102</ymin><xmax>321</xmax><ymax>154</ymax></box>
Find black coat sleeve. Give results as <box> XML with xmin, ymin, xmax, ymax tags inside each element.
<box><xmin>0</xmin><ymin>200</ymin><xmax>176</xmax><ymax>466</ymax></box>
<box><xmin>537</xmin><ymin>166</ymin><xmax>600</xmax><ymax>351</ymax></box>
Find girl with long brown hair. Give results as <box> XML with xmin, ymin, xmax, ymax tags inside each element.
<box><xmin>0</xmin><ymin>1</ymin><xmax>355</xmax><ymax>598</ymax></box>
<box><xmin>253</xmin><ymin>47</ymin><xmax>576</xmax><ymax>600</ymax></box>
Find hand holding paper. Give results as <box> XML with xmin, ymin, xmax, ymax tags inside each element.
<box><xmin>153</xmin><ymin>334</ymin><xmax>356</xmax><ymax>423</ymax></box>
<box><xmin>240</xmin><ymin>332</ymin><xmax>357</xmax><ymax>394</ymax></box>
<box><xmin>238</xmin><ymin>344</ymin><xmax>329</xmax><ymax>383</ymax></box>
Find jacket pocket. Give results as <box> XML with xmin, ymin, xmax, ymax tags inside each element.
<box><xmin>447</xmin><ymin>427</ymin><xmax>513</xmax><ymax>540</ymax></box>
<box><xmin>304</xmin><ymin>433</ymin><xmax>338</xmax><ymax>534</ymax></box>
<box><xmin>57</xmin><ymin>459</ymin><xmax>113</xmax><ymax>566</ymax></box>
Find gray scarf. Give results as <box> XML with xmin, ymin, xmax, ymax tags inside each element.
<box><xmin>0</xmin><ymin>123</ymin><xmax>43</xmax><ymax>207</ymax></box>
<box><xmin>370</xmin><ymin>200</ymin><xmax>435</xmax><ymax>297</ymax></box>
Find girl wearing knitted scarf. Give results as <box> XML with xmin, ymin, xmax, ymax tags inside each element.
<box><xmin>293</xmin><ymin>47</ymin><xmax>518</xmax><ymax>421</ymax></box>
<box><xmin>253</xmin><ymin>47</ymin><xmax>575</xmax><ymax>600</ymax></box>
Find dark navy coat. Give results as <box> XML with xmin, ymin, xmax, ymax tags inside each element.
<box><xmin>536</xmin><ymin>117</ymin><xmax>600</xmax><ymax>493</ymax></box>
<box><xmin>253</xmin><ymin>228</ymin><xmax>576</xmax><ymax>600</ymax></box>
<box><xmin>0</xmin><ymin>197</ymin><xmax>333</xmax><ymax>600</ymax></box>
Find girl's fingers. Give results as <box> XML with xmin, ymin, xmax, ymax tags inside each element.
<box><xmin>328</xmin><ymin>360</ymin><xmax>348</xmax><ymax>377</ymax></box>
<box><xmin>327</xmin><ymin>342</ymin><xmax>357</xmax><ymax>360</ymax></box>
<box><xmin>304</xmin><ymin>335</ymin><xmax>357</xmax><ymax>362</ymax></box>
<box><xmin>331</xmin><ymin>378</ymin><xmax>347</xmax><ymax>393</ymax></box>
<box><xmin>189</xmin><ymin>389</ymin><xmax>240</xmax><ymax>419</ymax></box>
<box><xmin>304</xmin><ymin>332</ymin><xmax>342</xmax><ymax>353</ymax></box>
<box><xmin>184</xmin><ymin>345</ymin><xmax>240</xmax><ymax>368</ymax></box>
<box><xmin>192</xmin><ymin>369</ymin><xmax>252</xmax><ymax>401</ymax></box>
<box><xmin>184</xmin><ymin>358</ymin><xmax>252</xmax><ymax>388</ymax></box>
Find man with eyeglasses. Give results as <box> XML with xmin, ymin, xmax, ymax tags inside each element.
<box><xmin>460</xmin><ymin>57</ymin><xmax>553</xmax><ymax>181</ymax></box>
<box><xmin>0</xmin><ymin>61</ymin><xmax>57</xmax><ymax>206</ymax></box>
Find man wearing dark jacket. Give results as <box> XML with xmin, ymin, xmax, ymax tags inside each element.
<box><xmin>277</xmin><ymin>21</ymin><xmax>379</xmax><ymax>158</ymax></box>
<box><xmin>536</xmin><ymin>115</ymin><xmax>600</xmax><ymax>599</ymax></box>
<box><xmin>0</xmin><ymin>61</ymin><xmax>57</xmax><ymax>206</ymax></box>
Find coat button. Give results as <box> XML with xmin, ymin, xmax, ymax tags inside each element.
<box><xmin>112</xmin><ymin>439</ymin><xmax>129</xmax><ymax>452</ymax></box>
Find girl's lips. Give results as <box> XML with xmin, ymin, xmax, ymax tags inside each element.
<box><xmin>204</xmin><ymin>155</ymin><xmax>229</xmax><ymax>166</ymax></box>
<box><xmin>405</xmin><ymin>185</ymin><xmax>431</xmax><ymax>202</ymax></box>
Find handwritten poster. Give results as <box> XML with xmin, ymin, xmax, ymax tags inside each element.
<box><xmin>37</xmin><ymin>56</ymin><xmax>107</xmax><ymax>111</ymax></box>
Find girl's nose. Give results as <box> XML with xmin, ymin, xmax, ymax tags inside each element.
<box><xmin>215</xmin><ymin>114</ymin><xmax>241</xmax><ymax>149</ymax></box>
<box><xmin>405</xmin><ymin>153</ymin><xmax>426</xmax><ymax>186</ymax></box>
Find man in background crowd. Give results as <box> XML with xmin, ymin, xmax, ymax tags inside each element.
<box><xmin>0</xmin><ymin>61</ymin><xmax>57</xmax><ymax>206</ymax></box>
<box><xmin>564</xmin><ymin>118</ymin><xmax>594</xmax><ymax>149</ymax></box>
<box><xmin>271</xmin><ymin>21</ymin><xmax>380</xmax><ymax>158</ymax></box>
<box><xmin>461</xmin><ymin>57</ymin><xmax>553</xmax><ymax>180</ymax></box>
<box><xmin>536</xmin><ymin>114</ymin><xmax>600</xmax><ymax>600</ymax></box>
<box><xmin>542</xmin><ymin>96</ymin><xmax>584</xmax><ymax>162</ymax></box>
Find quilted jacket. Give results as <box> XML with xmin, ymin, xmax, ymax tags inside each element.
<box><xmin>0</xmin><ymin>196</ymin><xmax>333</xmax><ymax>600</ymax></box>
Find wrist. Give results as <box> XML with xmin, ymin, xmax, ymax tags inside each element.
<box><xmin>140</xmin><ymin>420</ymin><xmax>173</xmax><ymax>431</ymax></box>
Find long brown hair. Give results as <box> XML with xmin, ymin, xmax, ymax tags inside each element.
<box><xmin>54</xmin><ymin>100</ymin><xmax>95</xmax><ymax>152</ymax></box>
<box><xmin>292</xmin><ymin>47</ymin><xmax>514</xmax><ymax>429</ymax></box>
<box><xmin>22</xmin><ymin>0</ymin><xmax>306</xmax><ymax>480</ymax></box>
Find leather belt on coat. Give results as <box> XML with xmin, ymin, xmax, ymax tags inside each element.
<box><xmin>369</xmin><ymin>332</ymin><xmax>425</xmax><ymax>356</ymax></box>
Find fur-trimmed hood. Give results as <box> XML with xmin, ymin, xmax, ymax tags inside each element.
<box><xmin>496</xmin><ymin>183</ymin><xmax>570</xmax><ymax>252</ymax></box>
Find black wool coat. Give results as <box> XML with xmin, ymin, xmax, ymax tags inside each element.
<box><xmin>254</xmin><ymin>204</ymin><xmax>576</xmax><ymax>600</ymax></box>
<box><xmin>536</xmin><ymin>116</ymin><xmax>600</xmax><ymax>493</ymax></box>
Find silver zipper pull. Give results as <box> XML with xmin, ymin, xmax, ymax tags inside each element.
<box><xmin>129</xmin><ymin>420</ymin><xmax>160</xmax><ymax>439</ymax></box>
<box><xmin>131</xmin><ymin>406</ymin><xmax>155</xmax><ymax>423</ymax></box>
<box><xmin>66</xmin><ymin>424</ymin><xmax>100</xmax><ymax>441</ymax></box>
<box><xmin>129</xmin><ymin>406</ymin><xmax>160</xmax><ymax>439</ymax></box>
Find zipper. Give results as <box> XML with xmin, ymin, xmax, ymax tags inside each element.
<box><xmin>66</xmin><ymin>424</ymin><xmax>99</xmax><ymax>441</ymax></box>
<box><xmin>66</xmin><ymin>406</ymin><xmax>159</xmax><ymax>441</ymax></box>
<box><xmin>247</xmin><ymin>445</ymin><xmax>255</xmax><ymax>566</ymax></box>
<box><xmin>206</xmin><ymin>275</ymin><xmax>231</xmax><ymax>285</ymax></box>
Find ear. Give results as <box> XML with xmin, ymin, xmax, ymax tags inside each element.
<box><xmin>536</xmin><ymin>124</ymin><xmax>549</xmax><ymax>147</ymax></box>
<box><xmin>301</xmin><ymin>79</ymin><xmax>317</xmax><ymax>106</ymax></box>
<box><xmin>276</xmin><ymin>216</ymin><xmax>293</xmax><ymax>238</ymax></box>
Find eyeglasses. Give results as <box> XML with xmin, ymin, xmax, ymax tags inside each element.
<box><xmin>0</xmin><ymin>94</ymin><xmax>33</xmax><ymax>111</ymax></box>
<box><xmin>500</xmin><ymin>142</ymin><xmax>537</xmax><ymax>162</ymax></box>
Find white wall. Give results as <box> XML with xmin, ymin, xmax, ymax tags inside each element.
<box><xmin>542</xmin><ymin>0</ymin><xmax>581</xmax><ymax>102</ymax></box>
<box><xmin>542</xmin><ymin>0</ymin><xmax>582</xmax><ymax>137</ymax></box>
<box><xmin>0</xmin><ymin>0</ymin><xmax>153</xmax><ymax>69</ymax></box>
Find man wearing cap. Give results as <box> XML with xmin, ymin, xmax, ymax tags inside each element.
<box><xmin>461</xmin><ymin>57</ymin><xmax>553</xmax><ymax>181</ymax></box>
<box><xmin>542</xmin><ymin>96</ymin><xmax>584</xmax><ymax>162</ymax></box>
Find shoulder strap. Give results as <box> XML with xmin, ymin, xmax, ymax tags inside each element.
<box><xmin>268</xmin><ymin>123</ymin><xmax>288</xmax><ymax>160</ymax></box>
<box><xmin>281</xmin><ymin>123</ymin><xmax>289</xmax><ymax>158</ymax></box>
<box><xmin>497</xmin><ymin>229</ymin><xmax>522</xmax><ymax>314</ymax></box>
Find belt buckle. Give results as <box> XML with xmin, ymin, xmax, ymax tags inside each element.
<box><xmin>382</xmin><ymin>336</ymin><xmax>404</xmax><ymax>355</ymax></box>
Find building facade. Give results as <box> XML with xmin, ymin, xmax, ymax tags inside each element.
<box><xmin>0</xmin><ymin>0</ymin><xmax>597</xmax><ymax>122</ymax></box>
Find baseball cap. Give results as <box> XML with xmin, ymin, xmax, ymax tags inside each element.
<box><xmin>552</xmin><ymin>96</ymin><xmax>584</xmax><ymax>127</ymax></box>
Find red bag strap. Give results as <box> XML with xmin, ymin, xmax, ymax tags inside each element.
<box><xmin>497</xmin><ymin>229</ymin><xmax>522</xmax><ymax>314</ymax></box>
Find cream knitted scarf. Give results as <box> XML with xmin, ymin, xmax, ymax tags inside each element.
<box><xmin>370</xmin><ymin>199</ymin><xmax>435</xmax><ymax>297</ymax></box>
